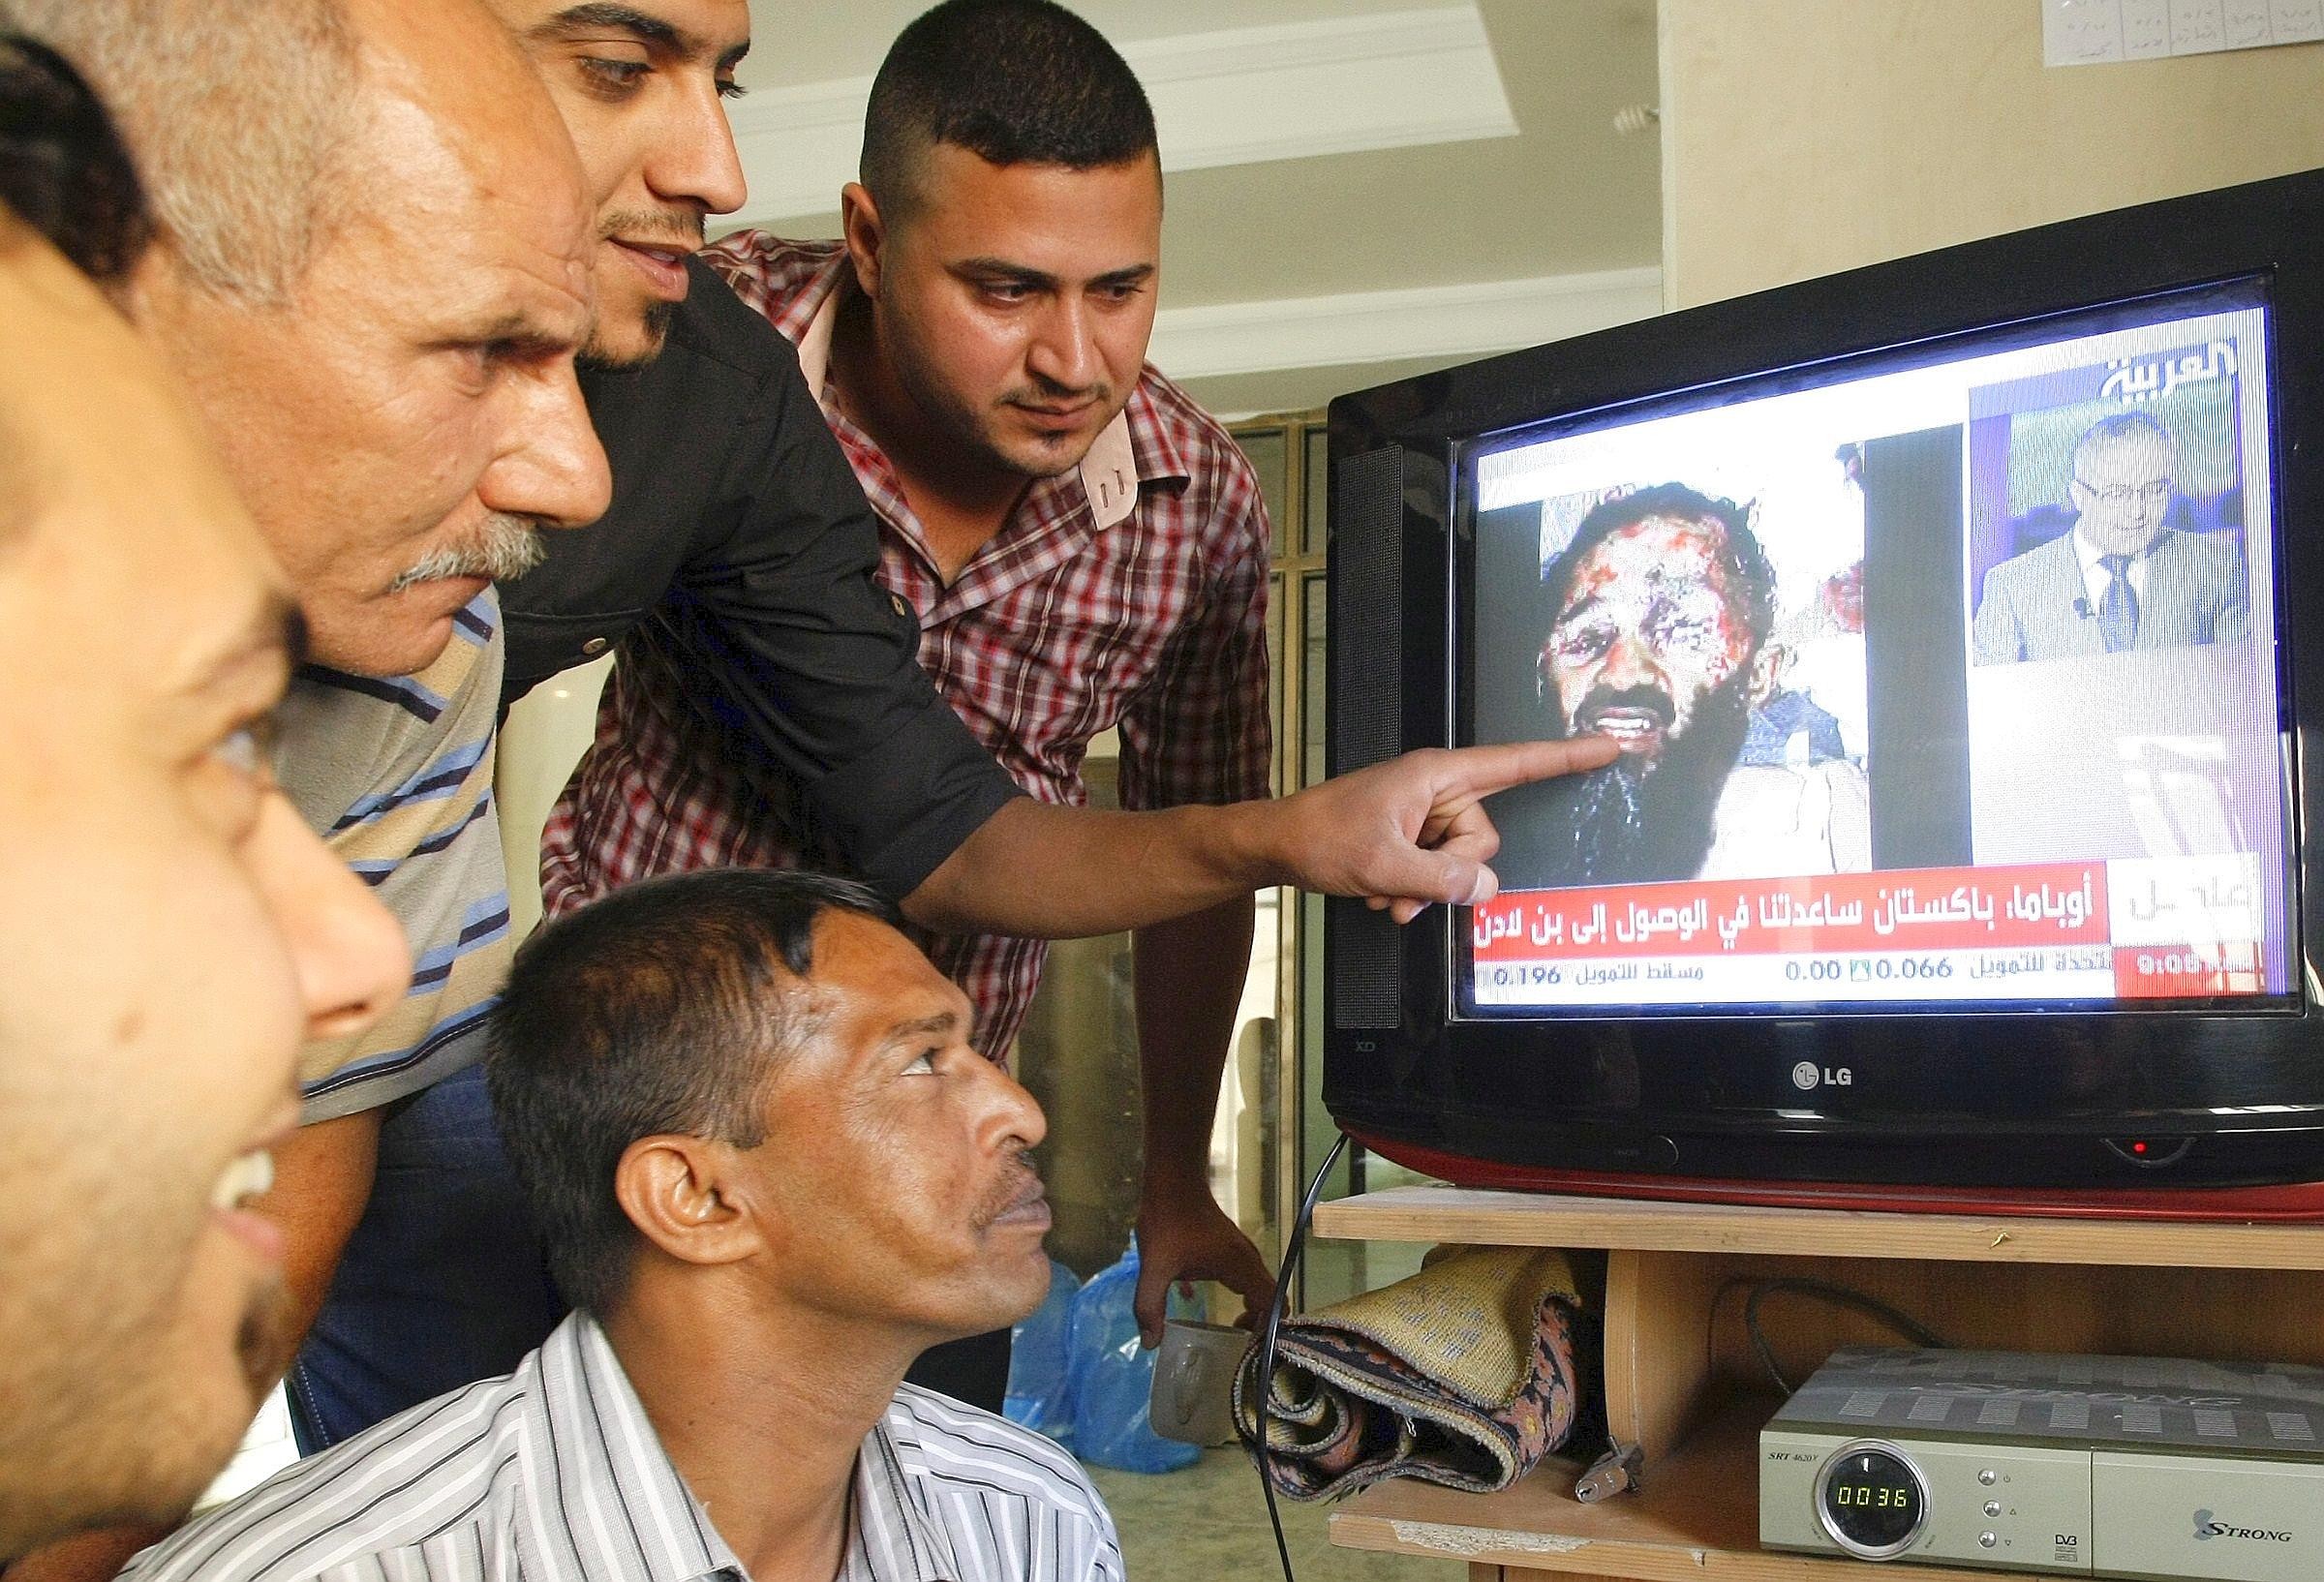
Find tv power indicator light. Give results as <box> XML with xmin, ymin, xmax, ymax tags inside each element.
<box><xmin>2104</xmin><ymin>1136</ymin><xmax>2194</xmax><ymax>1168</ymax></box>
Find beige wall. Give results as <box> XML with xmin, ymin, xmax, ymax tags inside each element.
<box><xmin>1658</xmin><ymin>0</ymin><xmax>2324</xmax><ymax>309</ymax></box>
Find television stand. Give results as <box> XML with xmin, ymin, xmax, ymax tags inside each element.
<box><xmin>1310</xmin><ymin>1186</ymin><xmax>2324</xmax><ymax>1581</ymax></box>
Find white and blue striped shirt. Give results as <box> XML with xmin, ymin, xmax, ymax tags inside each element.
<box><xmin>123</xmin><ymin>1316</ymin><xmax>1124</xmax><ymax>1582</ymax></box>
<box><xmin>278</xmin><ymin>589</ymin><xmax>513</xmax><ymax>1123</ymax></box>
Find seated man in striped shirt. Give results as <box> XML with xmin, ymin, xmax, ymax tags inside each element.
<box><xmin>125</xmin><ymin>869</ymin><xmax>1124</xmax><ymax>1582</ymax></box>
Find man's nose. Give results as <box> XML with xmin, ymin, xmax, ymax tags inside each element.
<box><xmin>971</xmin><ymin>1054</ymin><xmax>1050</xmax><ymax>1153</ymax></box>
<box><xmin>1597</xmin><ymin>629</ymin><xmax>1663</xmax><ymax>691</ymax></box>
<box><xmin>248</xmin><ymin>792</ymin><xmax>412</xmax><ymax>1046</ymax></box>
<box><xmin>645</xmin><ymin>82</ymin><xmax>748</xmax><ymax>219</ymax></box>
<box><xmin>484</xmin><ymin>364</ymin><xmax>613</xmax><ymax>532</ymax></box>
<box><xmin>1025</xmin><ymin>297</ymin><xmax>1099</xmax><ymax>393</ymax></box>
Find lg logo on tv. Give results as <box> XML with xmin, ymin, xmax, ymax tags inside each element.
<box><xmin>2194</xmin><ymin>1508</ymin><xmax>2295</xmax><ymax>1543</ymax></box>
<box><xmin>1790</xmin><ymin>1063</ymin><xmax>1852</xmax><ymax>1091</ymax></box>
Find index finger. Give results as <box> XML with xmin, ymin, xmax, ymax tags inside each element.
<box><xmin>1438</xmin><ymin>736</ymin><xmax>1619</xmax><ymax>797</ymax></box>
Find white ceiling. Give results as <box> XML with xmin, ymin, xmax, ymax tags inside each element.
<box><xmin>727</xmin><ymin>7</ymin><xmax>1522</xmax><ymax>225</ymax></box>
<box><xmin>733</xmin><ymin>0</ymin><xmax>1663</xmax><ymax>415</ymax></box>
<box><xmin>738</xmin><ymin>0</ymin><xmax>1436</xmax><ymax>84</ymax></box>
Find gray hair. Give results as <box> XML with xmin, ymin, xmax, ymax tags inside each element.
<box><xmin>2076</xmin><ymin>409</ymin><xmax>2178</xmax><ymax>468</ymax></box>
<box><xmin>0</xmin><ymin>0</ymin><xmax>358</xmax><ymax>305</ymax></box>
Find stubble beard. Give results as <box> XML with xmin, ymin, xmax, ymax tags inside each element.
<box><xmin>578</xmin><ymin>297</ymin><xmax>678</xmax><ymax>372</ymax></box>
<box><xmin>880</xmin><ymin>286</ymin><xmax>1106</xmax><ymax>484</ymax></box>
<box><xmin>580</xmin><ymin>209</ymin><xmax>701</xmax><ymax>371</ymax></box>
<box><xmin>0</xmin><ymin>1232</ymin><xmax>289</xmax><ymax>1547</ymax></box>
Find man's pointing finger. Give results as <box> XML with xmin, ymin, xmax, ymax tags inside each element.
<box><xmin>1437</xmin><ymin>736</ymin><xmax>1619</xmax><ymax>799</ymax></box>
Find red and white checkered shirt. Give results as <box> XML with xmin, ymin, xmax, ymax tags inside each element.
<box><xmin>540</xmin><ymin>235</ymin><xmax>1273</xmax><ymax>1057</ymax></box>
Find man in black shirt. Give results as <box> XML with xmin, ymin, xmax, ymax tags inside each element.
<box><xmin>503</xmin><ymin>252</ymin><xmax>1018</xmax><ymax>899</ymax></box>
<box><xmin>489</xmin><ymin>0</ymin><xmax>1602</xmax><ymax>933</ymax></box>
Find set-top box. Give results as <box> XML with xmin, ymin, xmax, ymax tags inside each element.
<box><xmin>1760</xmin><ymin>1348</ymin><xmax>2324</xmax><ymax>1579</ymax></box>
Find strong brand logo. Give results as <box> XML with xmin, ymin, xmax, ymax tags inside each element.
<box><xmin>2194</xmin><ymin>1508</ymin><xmax>2295</xmax><ymax>1543</ymax></box>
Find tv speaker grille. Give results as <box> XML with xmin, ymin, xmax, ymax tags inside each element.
<box><xmin>1331</xmin><ymin>446</ymin><xmax>1404</xmax><ymax>775</ymax></box>
<box><xmin>1330</xmin><ymin>446</ymin><xmax>1407</xmax><ymax>1030</ymax></box>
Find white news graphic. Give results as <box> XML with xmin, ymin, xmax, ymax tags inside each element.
<box><xmin>1469</xmin><ymin>855</ymin><xmax>2265</xmax><ymax>1010</ymax></box>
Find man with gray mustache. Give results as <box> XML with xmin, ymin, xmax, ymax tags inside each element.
<box><xmin>386</xmin><ymin>514</ymin><xmax>551</xmax><ymax>593</ymax></box>
<box><xmin>0</xmin><ymin>3</ymin><xmax>608</xmax><ymax>1575</ymax></box>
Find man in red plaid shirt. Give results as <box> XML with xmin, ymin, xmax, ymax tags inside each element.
<box><xmin>542</xmin><ymin>0</ymin><xmax>1277</xmax><ymax>1399</ymax></box>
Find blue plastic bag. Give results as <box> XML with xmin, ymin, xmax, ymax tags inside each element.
<box><xmin>1003</xmin><ymin>1258</ymin><xmax>1082</xmax><ymax>1448</ymax></box>
<box><xmin>1063</xmin><ymin>1239</ymin><xmax>1201</xmax><ymax>1474</ymax></box>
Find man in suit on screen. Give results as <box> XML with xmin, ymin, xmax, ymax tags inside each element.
<box><xmin>1972</xmin><ymin>411</ymin><xmax>2248</xmax><ymax>665</ymax></box>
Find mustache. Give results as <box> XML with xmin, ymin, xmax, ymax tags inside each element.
<box><xmin>599</xmin><ymin>207</ymin><xmax>706</xmax><ymax>248</ymax></box>
<box><xmin>387</xmin><ymin>513</ymin><xmax>548</xmax><ymax>593</ymax></box>
<box><xmin>1572</xmin><ymin>684</ymin><xmax>1677</xmax><ymax>733</ymax></box>
<box><xmin>972</xmin><ymin>1153</ymin><xmax>1047</xmax><ymax>1230</ymax></box>
<box><xmin>1003</xmin><ymin>377</ymin><xmax>1113</xmax><ymax>411</ymax></box>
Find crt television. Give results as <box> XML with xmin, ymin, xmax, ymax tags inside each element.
<box><xmin>1323</xmin><ymin>167</ymin><xmax>2324</xmax><ymax>1218</ymax></box>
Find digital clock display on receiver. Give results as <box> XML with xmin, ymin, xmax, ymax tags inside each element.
<box><xmin>1761</xmin><ymin>1349</ymin><xmax>2324</xmax><ymax>1581</ymax></box>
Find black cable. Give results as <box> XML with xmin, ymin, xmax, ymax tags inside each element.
<box><xmin>1713</xmin><ymin>1276</ymin><xmax>1951</xmax><ymax>1395</ymax></box>
<box><xmin>1255</xmin><ymin>1130</ymin><xmax>1349</xmax><ymax>1582</ymax></box>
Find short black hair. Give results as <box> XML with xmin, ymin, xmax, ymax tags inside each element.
<box><xmin>861</xmin><ymin>0</ymin><xmax>1156</xmax><ymax>220</ymax></box>
<box><xmin>1542</xmin><ymin>481</ymin><xmax>1778</xmax><ymax>648</ymax></box>
<box><xmin>486</xmin><ymin>868</ymin><xmax>896</xmax><ymax>1317</ymax></box>
<box><xmin>0</xmin><ymin>33</ymin><xmax>149</xmax><ymax>286</ymax></box>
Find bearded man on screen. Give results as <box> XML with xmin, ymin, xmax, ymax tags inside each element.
<box><xmin>1495</xmin><ymin>483</ymin><xmax>1870</xmax><ymax>889</ymax></box>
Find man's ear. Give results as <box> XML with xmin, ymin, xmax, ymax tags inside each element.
<box><xmin>1746</xmin><ymin>641</ymin><xmax>1787</xmax><ymax>709</ymax></box>
<box><xmin>614</xmin><ymin>1135</ymin><xmax>758</xmax><ymax>1270</ymax></box>
<box><xmin>114</xmin><ymin>239</ymin><xmax>171</xmax><ymax>323</ymax></box>
<box><xmin>121</xmin><ymin>240</ymin><xmax>193</xmax><ymax>330</ymax></box>
<box><xmin>839</xmin><ymin>181</ymin><xmax>887</xmax><ymax>299</ymax></box>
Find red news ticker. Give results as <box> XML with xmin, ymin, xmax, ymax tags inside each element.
<box><xmin>1471</xmin><ymin>862</ymin><xmax>2112</xmax><ymax>961</ymax></box>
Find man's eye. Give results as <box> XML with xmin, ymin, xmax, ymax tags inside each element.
<box><xmin>578</xmin><ymin>56</ymin><xmax>649</xmax><ymax>92</ymax></box>
<box><xmin>1551</xmin><ymin>625</ymin><xmax>1612</xmax><ymax>663</ymax></box>
<box><xmin>982</xmin><ymin>283</ymin><xmax>1034</xmax><ymax>305</ymax></box>
<box><xmin>903</xmin><ymin>1050</ymin><xmax>938</xmax><ymax>1076</ymax></box>
<box><xmin>200</xmin><ymin>720</ymin><xmax>281</xmax><ymax>847</ymax></box>
<box><xmin>212</xmin><ymin>719</ymin><xmax>280</xmax><ymax>784</ymax></box>
<box><xmin>449</xmin><ymin>337</ymin><xmax>545</xmax><ymax>388</ymax></box>
<box><xmin>1647</xmin><ymin>609</ymin><xmax>1719</xmax><ymax>654</ymax></box>
<box><xmin>437</xmin><ymin>341</ymin><xmax>500</xmax><ymax>390</ymax></box>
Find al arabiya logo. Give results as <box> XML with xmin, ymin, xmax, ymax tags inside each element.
<box><xmin>2194</xmin><ymin>1508</ymin><xmax>2295</xmax><ymax>1543</ymax></box>
<box><xmin>1791</xmin><ymin>1061</ymin><xmax>1820</xmax><ymax>1091</ymax></box>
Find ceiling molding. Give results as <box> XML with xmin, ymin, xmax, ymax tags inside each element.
<box><xmin>1147</xmin><ymin>267</ymin><xmax>1665</xmax><ymax>382</ymax></box>
<box><xmin>727</xmin><ymin>4</ymin><xmax>1515</xmax><ymax>225</ymax></box>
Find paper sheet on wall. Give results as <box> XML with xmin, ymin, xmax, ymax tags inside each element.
<box><xmin>2045</xmin><ymin>0</ymin><xmax>2323</xmax><ymax>65</ymax></box>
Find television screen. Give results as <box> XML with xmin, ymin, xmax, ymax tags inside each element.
<box><xmin>1461</xmin><ymin>280</ymin><xmax>2292</xmax><ymax>1017</ymax></box>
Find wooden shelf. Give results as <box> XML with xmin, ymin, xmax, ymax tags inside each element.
<box><xmin>1312</xmin><ymin>1184</ymin><xmax>2324</xmax><ymax>1269</ymax></box>
<box><xmin>1317</xmin><ymin>1188</ymin><xmax>2324</xmax><ymax>1577</ymax></box>
<box><xmin>1331</xmin><ymin>1395</ymin><xmax>2021</xmax><ymax>1581</ymax></box>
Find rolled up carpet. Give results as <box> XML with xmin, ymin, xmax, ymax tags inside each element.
<box><xmin>1232</xmin><ymin>1245</ymin><xmax>1586</xmax><ymax>1501</ymax></box>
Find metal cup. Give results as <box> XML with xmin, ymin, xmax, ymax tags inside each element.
<box><xmin>1149</xmin><ymin>1318</ymin><xmax>1248</xmax><ymax>1446</ymax></box>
